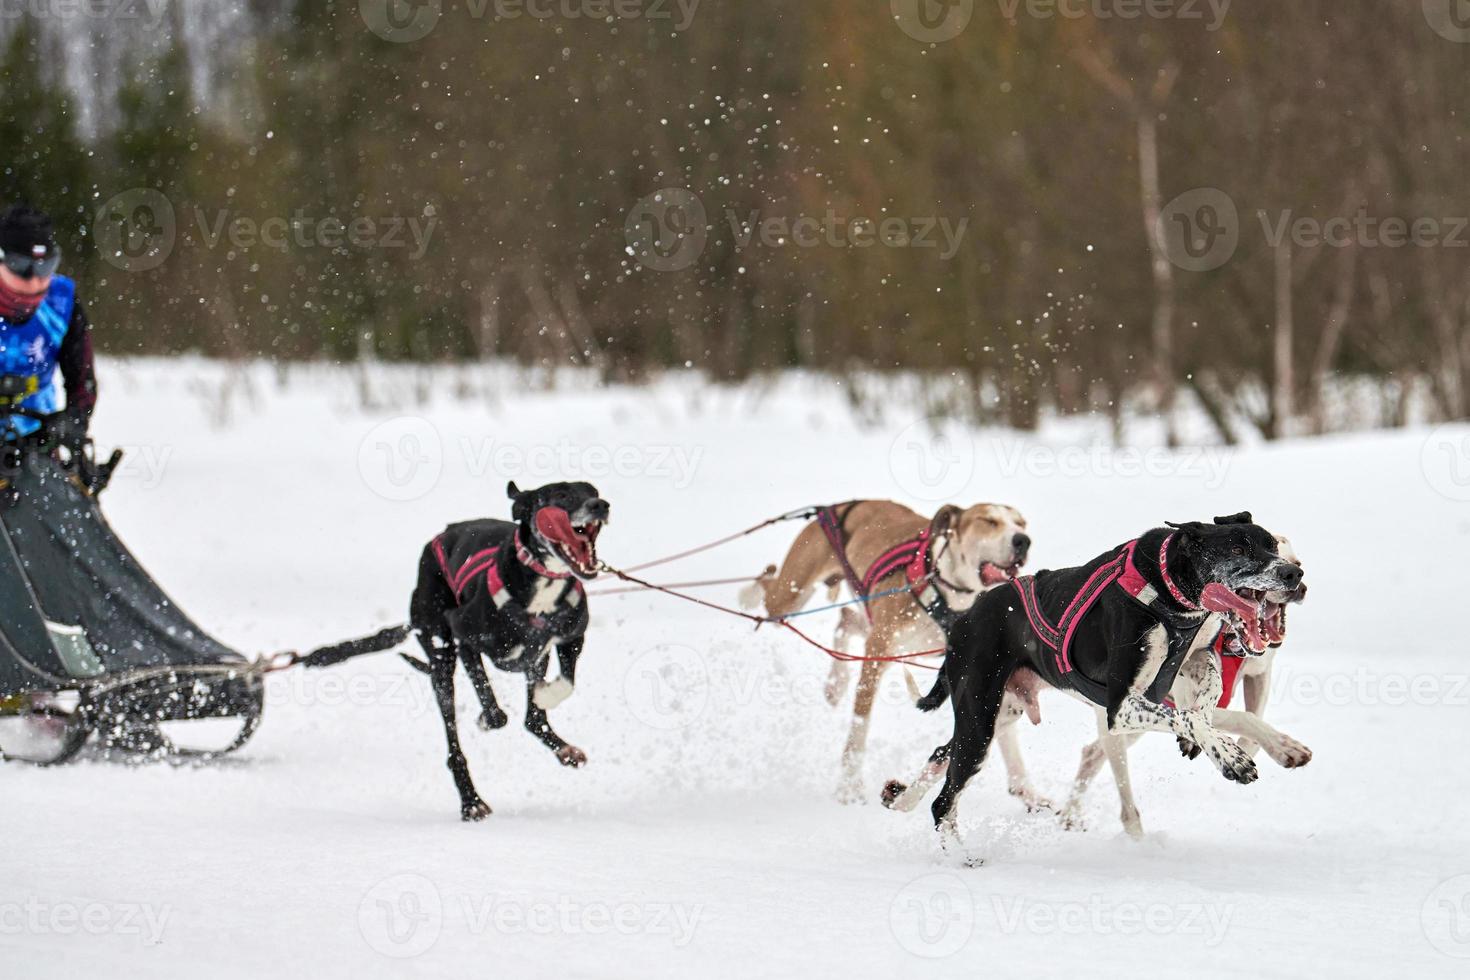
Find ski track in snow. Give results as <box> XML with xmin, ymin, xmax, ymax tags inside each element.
<box><xmin>5</xmin><ymin>360</ymin><xmax>1469</xmax><ymax>978</ymax></box>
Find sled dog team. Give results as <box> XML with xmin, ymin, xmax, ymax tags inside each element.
<box><xmin>311</xmin><ymin>479</ymin><xmax>1310</xmax><ymax>853</ymax></box>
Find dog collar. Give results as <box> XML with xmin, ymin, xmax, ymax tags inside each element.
<box><xmin>515</xmin><ymin>531</ymin><xmax>575</xmax><ymax>580</ymax></box>
<box><xmin>1157</xmin><ymin>532</ymin><xmax>1199</xmax><ymax>610</ymax></box>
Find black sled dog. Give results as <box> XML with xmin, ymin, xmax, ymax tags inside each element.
<box><xmin>300</xmin><ymin>480</ymin><xmax>609</xmax><ymax>821</ymax></box>
<box><xmin>883</xmin><ymin>513</ymin><xmax>1305</xmax><ymax>850</ymax></box>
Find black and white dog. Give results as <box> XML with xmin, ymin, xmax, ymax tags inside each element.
<box><xmin>412</xmin><ymin>480</ymin><xmax>609</xmax><ymax>820</ymax></box>
<box><xmin>301</xmin><ymin>480</ymin><xmax>608</xmax><ymax>821</ymax></box>
<box><xmin>883</xmin><ymin>513</ymin><xmax>1305</xmax><ymax>848</ymax></box>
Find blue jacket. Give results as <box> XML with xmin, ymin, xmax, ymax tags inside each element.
<box><xmin>0</xmin><ymin>275</ymin><xmax>78</xmax><ymax>436</ymax></box>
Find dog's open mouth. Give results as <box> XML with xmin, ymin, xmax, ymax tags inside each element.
<box><xmin>979</xmin><ymin>561</ymin><xmax>1023</xmax><ymax>587</ymax></box>
<box><xmin>534</xmin><ymin>507</ymin><xmax>603</xmax><ymax>579</ymax></box>
<box><xmin>1201</xmin><ymin>583</ymin><xmax>1302</xmax><ymax>655</ymax></box>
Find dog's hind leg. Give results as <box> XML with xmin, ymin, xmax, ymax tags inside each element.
<box><xmin>995</xmin><ymin>699</ymin><xmax>1052</xmax><ymax>812</ymax></box>
<box><xmin>825</xmin><ymin>607</ymin><xmax>868</xmax><ymax>706</ymax></box>
<box><xmin>423</xmin><ymin>635</ymin><xmax>491</xmax><ymax>821</ymax></box>
<box><xmin>458</xmin><ymin>647</ymin><xmax>508</xmax><ymax>731</ymax></box>
<box><xmin>1235</xmin><ymin>661</ymin><xmax>1272</xmax><ymax>759</ymax></box>
<box><xmin>1059</xmin><ymin>724</ymin><xmax>1142</xmax><ymax>831</ymax></box>
<box><xmin>929</xmin><ymin>663</ymin><xmax>1013</xmax><ymax>856</ymax></box>
<box><xmin>836</xmin><ymin>657</ymin><xmax>886</xmax><ymax>804</ymax></box>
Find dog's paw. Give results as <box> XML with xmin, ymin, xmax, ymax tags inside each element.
<box><xmin>461</xmin><ymin>799</ymin><xmax>493</xmax><ymax>822</ymax></box>
<box><xmin>533</xmin><ymin>678</ymin><xmax>574</xmax><ymax>711</ymax></box>
<box><xmin>824</xmin><ymin>664</ymin><xmax>852</xmax><ymax>707</ymax></box>
<box><xmin>880</xmin><ymin>779</ymin><xmax>907</xmax><ymax>810</ymax></box>
<box><xmin>835</xmin><ymin>779</ymin><xmax>867</xmax><ymax>806</ymax></box>
<box><xmin>555</xmin><ymin>745</ymin><xmax>587</xmax><ymax>768</ymax></box>
<box><xmin>1208</xmin><ymin>739</ymin><xmax>1259</xmax><ymax>784</ymax></box>
<box><xmin>1058</xmin><ymin>803</ymin><xmax>1087</xmax><ymax>832</ymax></box>
<box><xmin>1008</xmin><ymin>783</ymin><xmax>1055</xmax><ymax>813</ymax></box>
<box><xmin>1263</xmin><ymin>734</ymin><xmax>1312</xmax><ymax>769</ymax></box>
<box><xmin>1177</xmin><ymin>737</ymin><xmax>1202</xmax><ymax>760</ymax></box>
<box><xmin>477</xmin><ymin>706</ymin><xmax>508</xmax><ymax>731</ymax></box>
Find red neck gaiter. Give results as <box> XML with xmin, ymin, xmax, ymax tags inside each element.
<box><xmin>0</xmin><ymin>278</ymin><xmax>44</xmax><ymax>322</ymax></box>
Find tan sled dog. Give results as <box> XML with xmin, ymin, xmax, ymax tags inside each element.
<box><xmin>742</xmin><ymin>500</ymin><xmax>1035</xmax><ymax>804</ymax></box>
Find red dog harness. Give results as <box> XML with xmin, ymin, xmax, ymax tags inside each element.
<box><xmin>816</xmin><ymin>505</ymin><xmax>953</xmax><ymax>626</ymax></box>
<box><xmin>1011</xmin><ymin>533</ymin><xmax>1204</xmax><ymax>689</ymax></box>
<box><xmin>432</xmin><ymin>531</ymin><xmax>581</xmax><ymax>611</ymax></box>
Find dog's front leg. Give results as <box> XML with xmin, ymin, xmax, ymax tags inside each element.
<box><xmin>1236</xmin><ymin>661</ymin><xmax>1272</xmax><ymax>759</ymax></box>
<box><xmin>457</xmin><ymin>646</ymin><xmax>508</xmax><ymax>731</ymax></box>
<box><xmin>1109</xmin><ymin>693</ymin><xmax>1258</xmax><ymax>784</ymax></box>
<box><xmin>524</xmin><ymin>654</ymin><xmax>586</xmax><ymax>768</ymax></box>
<box><xmin>1209</xmin><ymin>707</ymin><xmax>1311</xmax><ymax>768</ymax></box>
<box><xmin>530</xmin><ymin>636</ymin><xmax>581</xmax><ymax>712</ymax></box>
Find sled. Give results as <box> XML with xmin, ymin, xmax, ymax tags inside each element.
<box><xmin>0</xmin><ymin>402</ymin><xmax>263</xmax><ymax>765</ymax></box>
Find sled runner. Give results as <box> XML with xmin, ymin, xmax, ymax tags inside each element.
<box><xmin>0</xmin><ymin>399</ymin><xmax>263</xmax><ymax>765</ymax></box>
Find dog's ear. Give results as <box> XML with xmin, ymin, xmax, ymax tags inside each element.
<box><xmin>506</xmin><ymin>481</ymin><xmax>522</xmax><ymax>500</ymax></box>
<box><xmin>1213</xmin><ymin>512</ymin><xmax>1253</xmax><ymax>526</ymax></box>
<box><xmin>931</xmin><ymin>504</ymin><xmax>963</xmax><ymax>538</ymax></box>
<box><xmin>1166</xmin><ymin>520</ymin><xmax>1207</xmax><ymax>546</ymax></box>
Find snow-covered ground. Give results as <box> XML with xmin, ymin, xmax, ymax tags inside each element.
<box><xmin>5</xmin><ymin>360</ymin><xmax>1469</xmax><ymax>978</ymax></box>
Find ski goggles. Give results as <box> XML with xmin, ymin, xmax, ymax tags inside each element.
<box><xmin>2</xmin><ymin>247</ymin><xmax>62</xmax><ymax>280</ymax></box>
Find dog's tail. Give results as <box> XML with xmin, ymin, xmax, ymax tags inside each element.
<box><xmin>297</xmin><ymin>625</ymin><xmax>412</xmax><ymax>669</ymax></box>
<box><xmin>737</xmin><ymin>564</ymin><xmax>778</xmax><ymax>613</ymax></box>
<box><xmin>913</xmin><ymin>673</ymin><xmax>950</xmax><ymax>712</ymax></box>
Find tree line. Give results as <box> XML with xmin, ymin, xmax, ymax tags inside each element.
<box><xmin>3</xmin><ymin>0</ymin><xmax>1467</xmax><ymax>438</ymax></box>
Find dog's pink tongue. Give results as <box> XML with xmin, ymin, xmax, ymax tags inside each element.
<box><xmin>1201</xmin><ymin>583</ymin><xmax>1267</xmax><ymax>654</ymax></box>
<box><xmin>980</xmin><ymin>563</ymin><xmax>1010</xmax><ymax>587</ymax></box>
<box><xmin>535</xmin><ymin>507</ymin><xmax>590</xmax><ymax>568</ymax></box>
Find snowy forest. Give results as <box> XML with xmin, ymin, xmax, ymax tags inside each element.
<box><xmin>3</xmin><ymin>1</ymin><xmax>1468</xmax><ymax>438</ymax></box>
